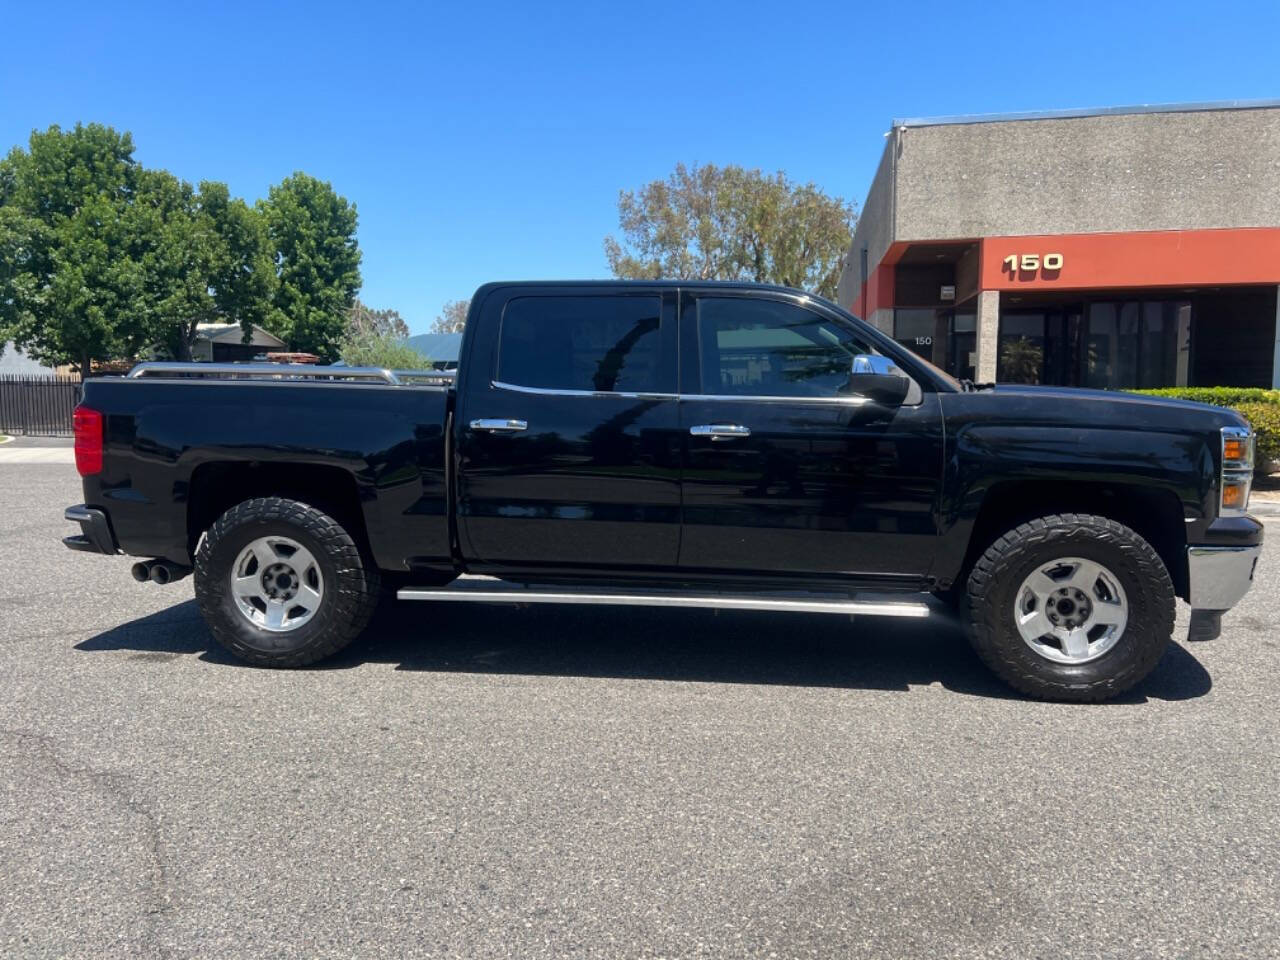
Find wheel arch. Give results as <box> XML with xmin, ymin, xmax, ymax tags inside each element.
<box><xmin>186</xmin><ymin>461</ymin><xmax>370</xmax><ymax>560</ymax></box>
<box><xmin>952</xmin><ymin>480</ymin><xmax>1189</xmax><ymax>602</ymax></box>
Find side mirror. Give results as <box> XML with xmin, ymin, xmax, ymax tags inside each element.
<box><xmin>847</xmin><ymin>354</ymin><xmax>910</xmax><ymax>405</ymax></box>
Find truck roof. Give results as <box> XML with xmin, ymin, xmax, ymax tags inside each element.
<box><xmin>474</xmin><ymin>279</ymin><xmax>813</xmax><ymax>296</ymax></box>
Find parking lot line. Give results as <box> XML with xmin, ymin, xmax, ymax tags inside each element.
<box><xmin>0</xmin><ymin>448</ymin><xmax>76</xmax><ymax>464</ymax></box>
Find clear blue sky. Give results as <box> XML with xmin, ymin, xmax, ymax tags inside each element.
<box><xmin>3</xmin><ymin>0</ymin><xmax>1278</xmax><ymax>334</ymax></box>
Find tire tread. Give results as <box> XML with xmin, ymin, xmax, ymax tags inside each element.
<box><xmin>194</xmin><ymin>497</ymin><xmax>380</xmax><ymax>667</ymax></box>
<box><xmin>964</xmin><ymin>512</ymin><xmax>1176</xmax><ymax>702</ymax></box>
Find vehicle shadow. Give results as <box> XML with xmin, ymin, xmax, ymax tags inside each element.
<box><xmin>75</xmin><ymin>597</ymin><xmax>1212</xmax><ymax>703</ymax></box>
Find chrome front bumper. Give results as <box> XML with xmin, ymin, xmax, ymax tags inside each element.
<box><xmin>1187</xmin><ymin>544</ymin><xmax>1262</xmax><ymax>611</ymax></box>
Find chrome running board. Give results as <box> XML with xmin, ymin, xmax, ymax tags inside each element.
<box><xmin>397</xmin><ymin>575</ymin><xmax>930</xmax><ymax>618</ymax></box>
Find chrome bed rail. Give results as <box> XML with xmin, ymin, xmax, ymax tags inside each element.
<box><xmin>126</xmin><ymin>362</ymin><xmax>456</xmax><ymax>386</ymax></box>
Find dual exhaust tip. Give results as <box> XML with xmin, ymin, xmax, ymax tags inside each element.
<box><xmin>131</xmin><ymin>560</ymin><xmax>191</xmax><ymax>585</ymax></box>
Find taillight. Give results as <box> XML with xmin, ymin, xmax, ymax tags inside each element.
<box><xmin>73</xmin><ymin>407</ymin><xmax>104</xmax><ymax>476</ymax></box>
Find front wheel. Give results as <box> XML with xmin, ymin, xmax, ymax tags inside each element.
<box><xmin>964</xmin><ymin>513</ymin><xmax>1175</xmax><ymax>702</ymax></box>
<box><xmin>194</xmin><ymin>497</ymin><xmax>380</xmax><ymax>667</ymax></box>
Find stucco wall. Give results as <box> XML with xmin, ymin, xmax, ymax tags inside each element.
<box><xmin>893</xmin><ymin>107</ymin><xmax>1280</xmax><ymax>241</ymax></box>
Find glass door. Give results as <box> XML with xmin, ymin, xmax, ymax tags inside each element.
<box><xmin>998</xmin><ymin>306</ymin><xmax>1082</xmax><ymax>386</ymax></box>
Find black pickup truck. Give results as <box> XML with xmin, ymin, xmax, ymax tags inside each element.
<box><xmin>64</xmin><ymin>281</ymin><xmax>1263</xmax><ymax>701</ymax></box>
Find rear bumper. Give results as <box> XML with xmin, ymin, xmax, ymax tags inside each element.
<box><xmin>1187</xmin><ymin>543</ymin><xmax>1261</xmax><ymax>611</ymax></box>
<box><xmin>63</xmin><ymin>504</ymin><xmax>118</xmax><ymax>555</ymax></box>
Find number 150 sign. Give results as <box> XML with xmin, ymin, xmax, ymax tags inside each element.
<box><xmin>1003</xmin><ymin>252</ymin><xmax>1064</xmax><ymax>274</ymax></box>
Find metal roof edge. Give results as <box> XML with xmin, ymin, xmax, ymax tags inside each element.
<box><xmin>890</xmin><ymin>98</ymin><xmax>1280</xmax><ymax>129</ymax></box>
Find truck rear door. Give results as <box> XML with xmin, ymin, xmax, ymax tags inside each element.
<box><xmin>454</xmin><ymin>286</ymin><xmax>682</xmax><ymax>574</ymax></box>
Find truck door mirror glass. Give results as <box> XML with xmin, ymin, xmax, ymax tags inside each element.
<box><xmin>847</xmin><ymin>354</ymin><xmax>911</xmax><ymax>405</ymax></box>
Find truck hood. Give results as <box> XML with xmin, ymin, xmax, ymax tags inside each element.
<box><xmin>986</xmin><ymin>383</ymin><xmax>1249</xmax><ymax>430</ymax></box>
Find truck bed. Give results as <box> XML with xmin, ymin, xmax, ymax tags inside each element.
<box><xmin>79</xmin><ymin>369</ymin><xmax>455</xmax><ymax>574</ymax></box>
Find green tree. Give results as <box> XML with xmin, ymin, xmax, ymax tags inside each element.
<box><xmin>260</xmin><ymin>173</ymin><xmax>361</xmax><ymax>360</ymax></box>
<box><xmin>338</xmin><ymin>330</ymin><xmax>425</xmax><ymax>369</ymax></box>
<box><xmin>348</xmin><ymin>298</ymin><xmax>409</xmax><ymax>339</ymax></box>
<box><xmin>603</xmin><ymin>163</ymin><xmax>856</xmax><ymax>299</ymax></box>
<box><xmin>138</xmin><ymin>172</ymin><xmax>275</xmax><ymax>361</ymax></box>
<box><xmin>431</xmin><ymin>298</ymin><xmax>469</xmax><ymax>333</ymax></box>
<box><xmin>0</xmin><ymin>123</ymin><xmax>153</xmax><ymax>376</ymax></box>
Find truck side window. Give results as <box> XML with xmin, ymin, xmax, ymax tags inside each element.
<box><xmin>497</xmin><ymin>295</ymin><xmax>666</xmax><ymax>393</ymax></box>
<box><xmin>696</xmin><ymin>297</ymin><xmax>880</xmax><ymax>398</ymax></box>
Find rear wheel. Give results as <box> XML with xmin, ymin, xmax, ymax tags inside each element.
<box><xmin>964</xmin><ymin>513</ymin><xmax>1175</xmax><ymax>702</ymax></box>
<box><xmin>194</xmin><ymin>497</ymin><xmax>380</xmax><ymax>667</ymax></box>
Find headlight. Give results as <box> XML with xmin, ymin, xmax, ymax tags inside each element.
<box><xmin>1220</xmin><ymin>426</ymin><xmax>1255</xmax><ymax>517</ymax></box>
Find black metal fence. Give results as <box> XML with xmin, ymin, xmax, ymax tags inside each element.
<box><xmin>0</xmin><ymin>375</ymin><xmax>82</xmax><ymax>437</ymax></box>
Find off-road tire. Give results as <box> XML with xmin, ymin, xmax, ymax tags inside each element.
<box><xmin>194</xmin><ymin>497</ymin><xmax>380</xmax><ymax>667</ymax></box>
<box><xmin>964</xmin><ymin>513</ymin><xmax>1175</xmax><ymax>702</ymax></box>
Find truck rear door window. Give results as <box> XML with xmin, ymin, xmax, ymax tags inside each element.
<box><xmin>497</xmin><ymin>295</ymin><xmax>666</xmax><ymax>393</ymax></box>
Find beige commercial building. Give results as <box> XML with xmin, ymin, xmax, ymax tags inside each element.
<box><xmin>837</xmin><ymin>100</ymin><xmax>1280</xmax><ymax>388</ymax></box>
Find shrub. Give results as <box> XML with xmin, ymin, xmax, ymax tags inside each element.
<box><xmin>1235</xmin><ymin>401</ymin><xmax>1280</xmax><ymax>468</ymax></box>
<box><xmin>338</xmin><ymin>331</ymin><xmax>427</xmax><ymax>370</ymax></box>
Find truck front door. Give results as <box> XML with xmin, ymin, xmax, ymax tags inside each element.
<box><xmin>455</xmin><ymin>287</ymin><xmax>682</xmax><ymax>574</ymax></box>
<box><xmin>677</xmin><ymin>292</ymin><xmax>944</xmax><ymax>586</ymax></box>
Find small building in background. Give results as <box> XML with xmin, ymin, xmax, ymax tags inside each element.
<box><xmin>838</xmin><ymin>100</ymin><xmax>1280</xmax><ymax>389</ymax></box>
<box><xmin>192</xmin><ymin>323</ymin><xmax>287</xmax><ymax>362</ymax></box>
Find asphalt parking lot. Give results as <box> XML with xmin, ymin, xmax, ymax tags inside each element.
<box><xmin>2</xmin><ymin>462</ymin><xmax>1278</xmax><ymax>959</ymax></box>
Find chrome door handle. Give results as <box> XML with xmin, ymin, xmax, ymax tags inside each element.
<box><xmin>470</xmin><ymin>418</ymin><xmax>528</xmax><ymax>434</ymax></box>
<box><xmin>690</xmin><ymin>423</ymin><xmax>751</xmax><ymax>441</ymax></box>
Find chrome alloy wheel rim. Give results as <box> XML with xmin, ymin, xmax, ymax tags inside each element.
<box><xmin>230</xmin><ymin>536</ymin><xmax>324</xmax><ymax>633</ymax></box>
<box><xmin>1013</xmin><ymin>557</ymin><xmax>1128</xmax><ymax>664</ymax></box>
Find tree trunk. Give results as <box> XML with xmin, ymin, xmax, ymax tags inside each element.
<box><xmin>80</xmin><ymin>349</ymin><xmax>91</xmax><ymax>383</ymax></box>
<box><xmin>174</xmin><ymin>320</ymin><xmax>196</xmax><ymax>362</ymax></box>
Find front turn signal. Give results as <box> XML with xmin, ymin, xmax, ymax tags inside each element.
<box><xmin>1222</xmin><ymin>479</ymin><xmax>1248</xmax><ymax>511</ymax></box>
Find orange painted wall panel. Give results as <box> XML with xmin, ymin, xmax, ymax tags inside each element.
<box><xmin>979</xmin><ymin>227</ymin><xmax>1280</xmax><ymax>292</ymax></box>
<box><xmin>848</xmin><ymin>243</ymin><xmax>907</xmax><ymax>317</ymax></box>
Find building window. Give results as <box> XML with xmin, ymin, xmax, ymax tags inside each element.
<box><xmin>1084</xmin><ymin>300</ymin><xmax>1190</xmax><ymax>389</ymax></box>
<box><xmin>998</xmin><ymin>298</ymin><xmax>1192</xmax><ymax>388</ymax></box>
<box><xmin>949</xmin><ymin>312</ymin><xmax>976</xmax><ymax>382</ymax></box>
<box><xmin>893</xmin><ymin>308</ymin><xmax>938</xmax><ymax>361</ymax></box>
<box><xmin>895</xmin><ymin>308</ymin><xmax>976</xmax><ymax>381</ymax></box>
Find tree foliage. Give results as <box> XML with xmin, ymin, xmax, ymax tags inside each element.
<box><xmin>259</xmin><ymin>173</ymin><xmax>361</xmax><ymax>361</ymax></box>
<box><xmin>0</xmin><ymin>123</ymin><xmax>152</xmax><ymax>374</ymax></box>
<box><xmin>338</xmin><ymin>330</ymin><xmax>425</xmax><ymax>369</ymax></box>
<box><xmin>348</xmin><ymin>298</ymin><xmax>409</xmax><ymax>339</ymax></box>
<box><xmin>603</xmin><ymin>163</ymin><xmax>856</xmax><ymax>299</ymax></box>
<box><xmin>1</xmin><ymin>124</ymin><xmax>363</xmax><ymax>374</ymax></box>
<box><xmin>431</xmin><ymin>298</ymin><xmax>469</xmax><ymax>334</ymax></box>
<box><xmin>139</xmin><ymin>172</ymin><xmax>275</xmax><ymax>361</ymax></box>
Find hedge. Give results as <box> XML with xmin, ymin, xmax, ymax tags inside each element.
<box><xmin>1234</xmin><ymin>401</ymin><xmax>1280</xmax><ymax>466</ymax></box>
<box><xmin>1128</xmin><ymin>387</ymin><xmax>1280</xmax><ymax>469</ymax></box>
<box><xmin>1128</xmin><ymin>387</ymin><xmax>1280</xmax><ymax>408</ymax></box>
